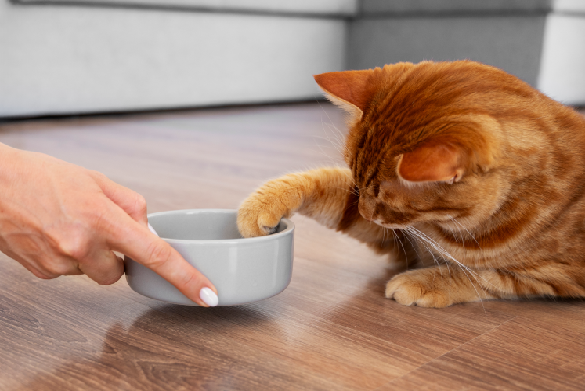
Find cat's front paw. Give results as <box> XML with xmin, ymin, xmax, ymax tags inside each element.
<box><xmin>237</xmin><ymin>193</ymin><xmax>288</xmax><ymax>238</ymax></box>
<box><xmin>385</xmin><ymin>269</ymin><xmax>454</xmax><ymax>308</ymax></box>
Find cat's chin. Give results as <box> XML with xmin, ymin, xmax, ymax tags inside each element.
<box><xmin>372</xmin><ymin>220</ymin><xmax>409</xmax><ymax>230</ymax></box>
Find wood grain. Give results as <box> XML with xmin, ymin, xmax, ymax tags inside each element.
<box><xmin>1</xmin><ymin>103</ymin><xmax>584</xmax><ymax>391</ymax></box>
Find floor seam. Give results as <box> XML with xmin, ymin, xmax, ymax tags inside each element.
<box><xmin>370</xmin><ymin>316</ymin><xmax>518</xmax><ymax>391</ymax></box>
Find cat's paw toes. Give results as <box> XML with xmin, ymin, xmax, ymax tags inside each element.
<box><xmin>266</xmin><ymin>225</ymin><xmax>279</xmax><ymax>235</ymax></box>
<box><xmin>385</xmin><ymin>273</ymin><xmax>452</xmax><ymax>308</ymax></box>
<box><xmin>237</xmin><ymin>199</ymin><xmax>283</xmax><ymax>238</ymax></box>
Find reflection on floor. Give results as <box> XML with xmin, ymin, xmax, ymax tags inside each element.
<box><xmin>0</xmin><ymin>103</ymin><xmax>584</xmax><ymax>390</ymax></box>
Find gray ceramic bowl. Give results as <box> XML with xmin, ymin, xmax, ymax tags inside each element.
<box><xmin>124</xmin><ymin>209</ymin><xmax>294</xmax><ymax>306</ymax></box>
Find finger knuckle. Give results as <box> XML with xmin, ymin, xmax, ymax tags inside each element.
<box><xmin>55</xmin><ymin>231</ymin><xmax>91</xmax><ymax>261</ymax></box>
<box><xmin>42</xmin><ymin>261</ymin><xmax>72</xmax><ymax>276</ymax></box>
<box><xmin>100</xmin><ymin>260</ymin><xmax>124</xmax><ymax>286</ymax></box>
<box><xmin>32</xmin><ymin>269</ymin><xmax>57</xmax><ymax>279</ymax></box>
<box><xmin>36</xmin><ymin>273</ymin><xmax>56</xmax><ymax>280</ymax></box>
<box><xmin>178</xmin><ymin>270</ymin><xmax>197</xmax><ymax>290</ymax></box>
<box><xmin>98</xmin><ymin>273</ymin><xmax>122</xmax><ymax>286</ymax></box>
<box><xmin>89</xmin><ymin>170</ymin><xmax>107</xmax><ymax>180</ymax></box>
<box><xmin>129</xmin><ymin>193</ymin><xmax>147</xmax><ymax>218</ymax></box>
<box><xmin>144</xmin><ymin>241</ymin><xmax>173</xmax><ymax>270</ymax></box>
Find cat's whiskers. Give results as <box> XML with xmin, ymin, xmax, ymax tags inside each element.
<box><xmin>328</xmin><ymin>185</ymin><xmax>358</xmax><ymax>196</ymax></box>
<box><xmin>317</xmin><ymin>100</ymin><xmax>351</xmax><ymax>153</ymax></box>
<box><xmin>391</xmin><ymin>229</ymin><xmax>409</xmax><ymax>266</ymax></box>
<box><xmin>313</xmin><ymin>130</ymin><xmax>345</xmax><ymax>156</ymax></box>
<box><xmin>402</xmin><ymin>229</ymin><xmax>445</xmax><ymax>282</ymax></box>
<box><xmin>449</xmin><ymin>219</ymin><xmax>465</xmax><ymax>247</ymax></box>
<box><xmin>311</xmin><ymin>111</ymin><xmax>347</xmax><ymax>167</ymax></box>
<box><xmin>406</xmin><ymin>226</ymin><xmax>475</xmax><ymax>277</ymax></box>
<box><xmin>403</xmin><ymin>229</ymin><xmax>444</xmax><ymax>276</ymax></box>
<box><xmin>450</xmin><ymin>217</ymin><xmax>482</xmax><ymax>250</ymax></box>
<box><xmin>404</xmin><ymin>226</ymin><xmax>493</xmax><ymax>308</ymax></box>
<box><xmin>450</xmin><ymin>219</ymin><xmax>523</xmax><ymax>279</ymax></box>
<box><xmin>390</xmin><ymin>228</ymin><xmax>397</xmax><ymax>261</ymax></box>
<box><xmin>449</xmin><ymin>217</ymin><xmax>527</xmax><ymax>277</ymax></box>
<box><xmin>316</xmin><ymin>110</ymin><xmax>351</xmax><ymax>162</ymax></box>
<box><xmin>313</xmin><ymin>136</ymin><xmax>344</xmax><ymax>167</ymax></box>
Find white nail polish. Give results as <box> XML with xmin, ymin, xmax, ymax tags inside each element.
<box><xmin>148</xmin><ymin>223</ymin><xmax>158</xmax><ymax>236</ymax></box>
<box><xmin>200</xmin><ymin>287</ymin><xmax>219</xmax><ymax>307</ymax></box>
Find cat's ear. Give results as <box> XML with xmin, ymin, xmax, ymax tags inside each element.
<box><xmin>397</xmin><ymin>139</ymin><xmax>465</xmax><ymax>184</ymax></box>
<box><xmin>313</xmin><ymin>69</ymin><xmax>377</xmax><ymax>115</ymax></box>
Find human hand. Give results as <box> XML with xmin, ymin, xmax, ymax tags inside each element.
<box><xmin>0</xmin><ymin>143</ymin><xmax>218</xmax><ymax>307</ymax></box>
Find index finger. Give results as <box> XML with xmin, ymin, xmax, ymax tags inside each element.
<box><xmin>107</xmin><ymin>211</ymin><xmax>219</xmax><ymax>307</ymax></box>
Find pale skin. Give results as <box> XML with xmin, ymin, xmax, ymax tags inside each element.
<box><xmin>0</xmin><ymin>143</ymin><xmax>217</xmax><ymax>307</ymax></box>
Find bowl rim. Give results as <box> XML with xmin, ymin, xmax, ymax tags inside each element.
<box><xmin>147</xmin><ymin>208</ymin><xmax>294</xmax><ymax>245</ymax></box>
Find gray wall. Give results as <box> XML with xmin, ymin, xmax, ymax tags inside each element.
<box><xmin>348</xmin><ymin>15</ymin><xmax>546</xmax><ymax>86</ymax></box>
<box><xmin>2</xmin><ymin>0</ymin><xmax>583</xmax><ymax>117</ymax></box>
<box><xmin>347</xmin><ymin>0</ymin><xmax>585</xmax><ymax>104</ymax></box>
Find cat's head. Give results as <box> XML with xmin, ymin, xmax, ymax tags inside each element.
<box><xmin>314</xmin><ymin>61</ymin><xmax>538</xmax><ymax>230</ymax></box>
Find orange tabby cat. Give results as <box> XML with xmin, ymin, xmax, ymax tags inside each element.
<box><xmin>237</xmin><ymin>60</ymin><xmax>585</xmax><ymax>307</ymax></box>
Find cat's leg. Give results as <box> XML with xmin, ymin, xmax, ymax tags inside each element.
<box><xmin>385</xmin><ymin>261</ymin><xmax>585</xmax><ymax>307</ymax></box>
<box><xmin>238</xmin><ymin>167</ymin><xmax>414</xmax><ymax>269</ymax></box>
<box><xmin>238</xmin><ymin>167</ymin><xmax>386</xmax><ymax>243</ymax></box>
<box><xmin>385</xmin><ymin>266</ymin><xmax>496</xmax><ymax>308</ymax></box>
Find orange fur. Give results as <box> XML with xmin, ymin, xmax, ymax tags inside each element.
<box><xmin>238</xmin><ymin>61</ymin><xmax>585</xmax><ymax>308</ymax></box>
<box><xmin>398</xmin><ymin>139</ymin><xmax>463</xmax><ymax>183</ymax></box>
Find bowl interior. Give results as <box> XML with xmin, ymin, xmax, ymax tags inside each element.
<box><xmin>148</xmin><ymin>209</ymin><xmax>287</xmax><ymax>241</ymax></box>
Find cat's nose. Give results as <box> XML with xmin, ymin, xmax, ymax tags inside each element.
<box><xmin>358</xmin><ymin>199</ymin><xmax>376</xmax><ymax>221</ymax></box>
<box><xmin>362</xmin><ymin>211</ymin><xmax>375</xmax><ymax>221</ymax></box>
<box><xmin>357</xmin><ymin>202</ymin><xmax>368</xmax><ymax>220</ymax></box>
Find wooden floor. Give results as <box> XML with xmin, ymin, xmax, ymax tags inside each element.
<box><xmin>1</xmin><ymin>103</ymin><xmax>585</xmax><ymax>391</ymax></box>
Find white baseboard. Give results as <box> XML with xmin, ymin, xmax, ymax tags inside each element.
<box><xmin>2</xmin><ymin>1</ymin><xmax>583</xmax><ymax>117</ymax></box>
<box><xmin>0</xmin><ymin>2</ymin><xmax>346</xmax><ymax>117</ymax></box>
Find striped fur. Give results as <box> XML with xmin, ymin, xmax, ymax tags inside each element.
<box><xmin>238</xmin><ymin>61</ymin><xmax>585</xmax><ymax>307</ymax></box>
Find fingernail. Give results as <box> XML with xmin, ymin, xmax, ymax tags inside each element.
<box><xmin>148</xmin><ymin>223</ymin><xmax>158</xmax><ymax>236</ymax></box>
<box><xmin>200</xmin><ymin>287</ymin><xmax>219</xmax><ymax>307</ymax></box>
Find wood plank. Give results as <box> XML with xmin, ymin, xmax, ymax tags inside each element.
<box><xmin>0</xmin><ymin>103</ymin><xmax>584</xmax><ymax>390</ymax></box>
<box><xmin>381</xmin><ymin>301</ymin><xmax>585</xmax><ymax>391</ymax></box>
